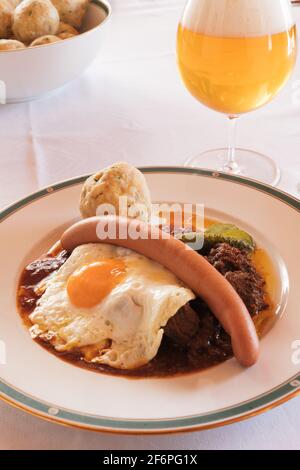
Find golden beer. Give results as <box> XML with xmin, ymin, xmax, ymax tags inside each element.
<box><xmin>177</xmin><ymin>24</ymin><xmax>297</xmax><ymax>115</ymax></box>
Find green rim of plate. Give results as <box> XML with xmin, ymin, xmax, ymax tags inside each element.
<box><xmin>1</xmin><ymin>167</ymin><xmax>300</xmax><ymax>432</ymax></box>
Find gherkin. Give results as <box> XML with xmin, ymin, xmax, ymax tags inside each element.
<box><xmin>177</xmin><ymin>223</ymin><xmax>255</xmax><ymax>252</ymax></box>
<box><xmin>204</xmin><ymin>223</ymin><xmax>255</xmax><ymax>251</ymax></box>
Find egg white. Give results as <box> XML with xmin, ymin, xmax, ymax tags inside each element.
<box><xmin>29</xmin><ymin>244</ymin><xmax>195</xmax><ymax>369</ymax></box>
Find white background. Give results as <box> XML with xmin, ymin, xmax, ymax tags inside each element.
<box><xmin>0</xmin><ymin>0</ymin><xmax>300</xmax><ymax>450</ymax></box>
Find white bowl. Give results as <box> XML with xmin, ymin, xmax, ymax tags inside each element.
<box><xmin>0</xmin><ymin>0</ymin><xmax>112</xmax><ymax>103</ymax></box>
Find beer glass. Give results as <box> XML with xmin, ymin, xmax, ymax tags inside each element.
<box><xmin>177</xmin><ymin>0</ymin><xmax>297</xmax><ymax>184</ymax></box>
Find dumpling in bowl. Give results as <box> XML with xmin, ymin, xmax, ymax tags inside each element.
<box><xmin>5</xmin><ymin>0</ymin><xmax>22</xmax><ymax>8</ymax></box>
<box><xmin>58</xmin><ymin>31</ymin><xmax>76</xmax><ymax>39</ymax></box>
<box><xmin>0</xmin><ymin>37</ymin><xmax>25</xmax><ymax>49</ymax></box>
<box><xmin>58</xmin><ymin>21</ymin><xmax>79</xmax><ymax>36</ymax></box>
<box><xmin>30</xmin><ymin>34</ymin><xmax>61</xmax><ymax>46</ymax></box>
<box><xmin>12</xmin><ymin>0</ymin><xmax>60</xmax><ymax>43</ymax></box>
<box><xmin>52</xmin><ymin>0</ymin><xmax>89</xmax><ymax>29</ymax></box>
<box><xmin>57</xmin><ymin>21</ymin><xmax>78</xmax><ymax>39</ymax></box>
<box><xmin>0</xmin><ymin>1</ymin><xmax>13</xmax><ymax>38</ymax></box>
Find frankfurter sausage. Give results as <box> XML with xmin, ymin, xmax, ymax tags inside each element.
<box><xmin>47</xmin><ymin>240</ymin><xmax>63</xmax><ymax>257</ymax></box>
<box><xmin>61</xmin><ymin>216</ymin><xmax>259</xmax><ymax>367</ymax></box>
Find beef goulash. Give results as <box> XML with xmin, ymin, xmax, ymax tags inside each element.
<box><xmin>17</xmin><ymin>163</ymin><xmax>273</xmax><ymax>378</ymax></box>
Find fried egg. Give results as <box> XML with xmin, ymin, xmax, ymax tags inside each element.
<box><xmin>29</xmin><ymin>244</ymin><xmax>195</xmax><ymax>369</ymax></box>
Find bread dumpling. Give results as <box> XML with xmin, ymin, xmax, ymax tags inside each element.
<box><xmin>30</xmin><ymin>34</ymin><xmax>61</xmax><ymax>46</ymax></box>
<box><xmin>57</xmin><ymin>21</ymin><xmax>78</xmax><ymax>39</ymax></box>
<box><xmin>12</xmin><ymin>0</ymin><xmax>59</xmax><ymax>43</ymax></box>
<box><xmin>58</xmin><ymin>31</ymin><xmax>76</xmax><ymax>39</ymax></box>
<box><xmin>80</xmin><ymin>162</ymin><xmax>152</xmax><ymax>222</ymax></box>
<box><xmin>52</xmin><ymin>0</ymin><xmax>89</xmax><ymax>29</ymax></box>
<box><xmin>1</xmin><ymin>0</ymin><xmax>21</xmax><ymax>12</ymax></box>
<box><xmin>0</xmin><ymin>1</ymin><xmax>13</xmax><ymax>38</ymax></box>
<box><xmin>57</xmin><ymin>21</ymin><xmax>78</xmax><ymax>36</ymax></box>
<box><xmin>5</xmin><ymin>0</ymin><xmax>22</xmax><ymax>8</ymax></box>
<box><xmin>0</xmin><ymin>37</ymin><xmax>25</xmax><ymax>49</ymax></box>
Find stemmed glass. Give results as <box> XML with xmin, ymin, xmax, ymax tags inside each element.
<box><xmin>177</xmin><ymin>0</ymin><xmax>297</xmax><ymax>185</ymax></box>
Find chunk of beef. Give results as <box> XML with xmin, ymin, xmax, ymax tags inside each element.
<box><xmin>164</xmin><ymin>303</ymin><xmax>200</xmax><ymax>346</ymax></box>
<box><xmin>205</xmin><ymin>243</ymin><xmax>268</xmax><ymax>316</ymax></box>
<box><xmin>24</xmin><ymin>250</ymin><xmax>69</xmax><ymax>285</ymax></box>
<box><xmin>225</xmin><ymin>270</ymin><xmax>268</xmax><ymax>316</ymax></box>
<box><xmin>187</xmin><ymin>299</ymin><xmax>233</xmax><ymax>365</ymax></box>
<box><xmin>205</xmin><ymin>243</ymin><xmax>254</xmax><ymax>275</ymax></box>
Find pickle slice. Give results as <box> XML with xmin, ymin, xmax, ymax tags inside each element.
<box><xmin>204</xmin><ymin>223</ymin><xmax>255</xmax><ymax>251</ymax></box>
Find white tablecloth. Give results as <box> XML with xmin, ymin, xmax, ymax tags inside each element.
<box><xmin>1</xmin><ymin>0</ymin><xmax>300</xmax><ymax>450</ymax></box>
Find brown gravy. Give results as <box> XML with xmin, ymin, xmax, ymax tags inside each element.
<box><xmin>17</xmin><ymin>221</ymin><xmax>276</xmax><ymax>378</ymax></box>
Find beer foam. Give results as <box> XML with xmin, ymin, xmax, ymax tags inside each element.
<box><xmin>182</xmin><ymin>0</ymin><xmax>294</xmax><ymax>37</ymax></box>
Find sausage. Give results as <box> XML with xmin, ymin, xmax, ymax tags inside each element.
<box><xmin>47</xmin><ymin>240</ymin><xmax>63</xmax><ymax>257</ymax></box>
<box><xmin>61</xmin><ymin>216</ymin><xmax>259</xmax><ymax>367</ymax></box>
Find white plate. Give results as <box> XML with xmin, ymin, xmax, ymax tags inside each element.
<box><xmin>0</xmin><ymin>167</ymin><xmax>300</xmax><ymax>434</ymax></box>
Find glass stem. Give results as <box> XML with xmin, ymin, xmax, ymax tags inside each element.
<box><xmin>224</xmin><ymin>114</ymin><xmax>239</xmax><ymax>173</ymax></box>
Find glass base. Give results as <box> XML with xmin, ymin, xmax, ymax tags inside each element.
<box><xmin>185</xmin><ymin>148</ymin><xmax>281</xmax><ymax>186</ymax></box>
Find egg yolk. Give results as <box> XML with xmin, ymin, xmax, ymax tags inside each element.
<box><xmin>67</xmin><ymin>259</ymin><xmax>126</xmax><ymax>308</ymax></box>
